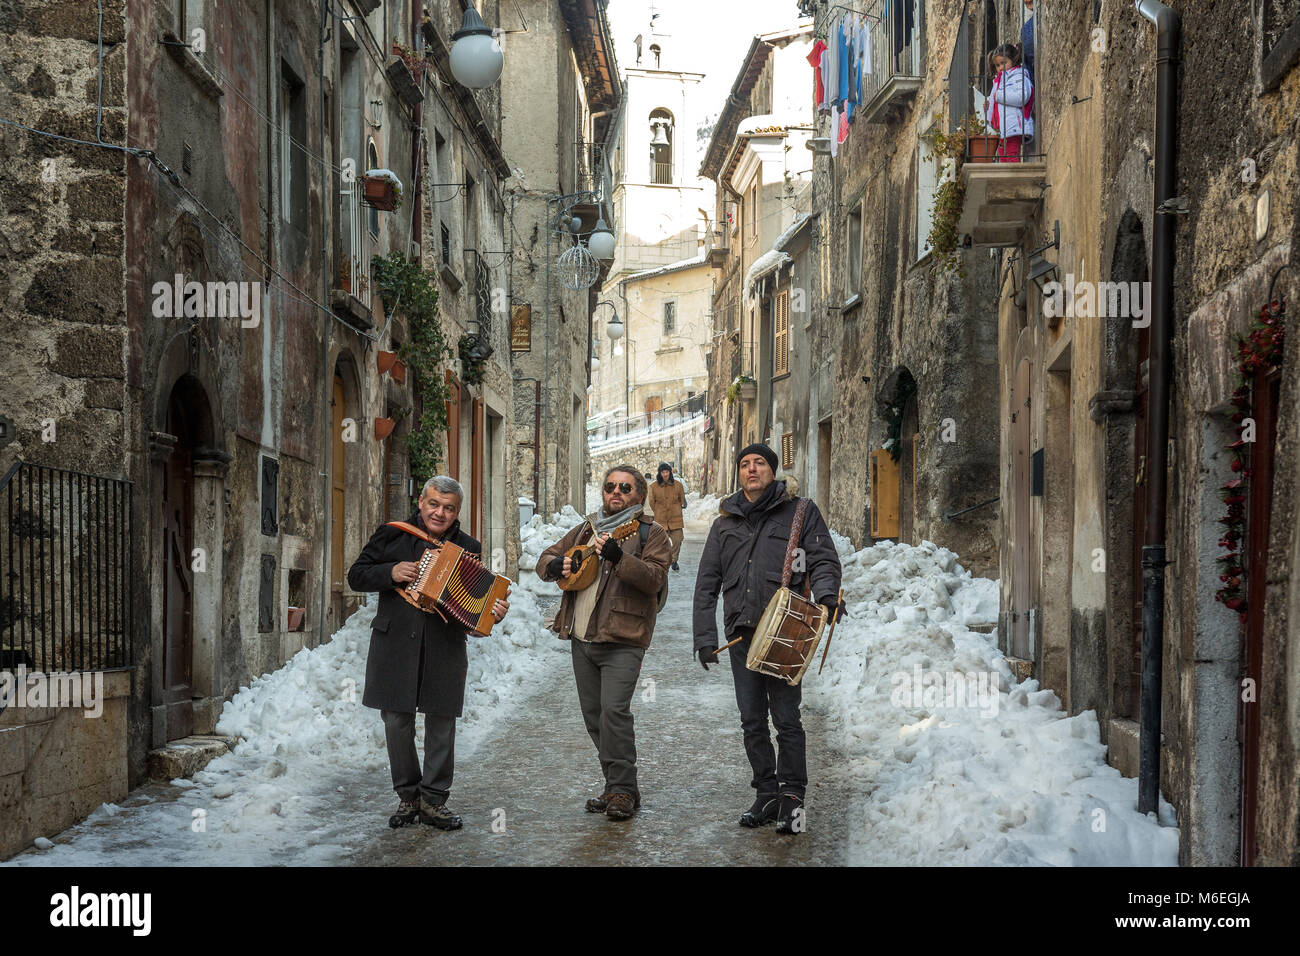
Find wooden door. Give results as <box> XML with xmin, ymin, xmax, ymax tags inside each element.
<box><xmin>1240</xmin><ymin>366</ymin><xmax>1280</xmax><ymax>866</ymax></box>
<box><xmin>331</xmin><ymin>375</ymin><xmax>346</xmax><ymax>592</ymax></box>
<box><xmin>471</xmin><ymin>397</ymin><xmax>484</xmax><ymax>540</ymax></box>
<box><xmin>445</xmin><ymin>370</ymin><xmax>461</xmax><ymax>481</ymax></box>
<box><xmin>162</xmin><ymin>390</ymin><xmax>195</xmax><ymax>739</ymax></box>
<box><xmin>1011</xmin><ymin>358</ymin><xmax>1032</xmax><ymax>659</ymax></box>
<box><xmin>870</xmin><ymin>449</ymin><xmax>900</xmax><ymax>538</ymax></box>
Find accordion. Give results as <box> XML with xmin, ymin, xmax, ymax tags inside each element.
<box><xmin>397</xmin><ymin>539</ymin><xmax>511</xmax><ymax>637</ymax></box>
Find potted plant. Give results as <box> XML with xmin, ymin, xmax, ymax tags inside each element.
<box><xmin>374</xmin><ymin>415</ymin><xmax>397</xmax><ymax>440</ymax></box>
<box><xmin>387</xmin><ymin>41</ymin><xmax>426</xmax><ymax>105</ymax></box>
<box><xmin>378</xmin><ymin>349</ymin><xmax>407</xmax><ymax>383</ymax></box>
<box><xmin>361</xmin><ymin>169</ymin><xmax>403</xmax><ymax>211</ymax></box>
<box><xmin>287</xmin><ymin>606</ymin><xmax>306</xmax><ymax>632</ymax></box>
<box><xmin>963</xmin><ymin>112</ymin><xmax>997</xmax><ymax>163</ymax></box>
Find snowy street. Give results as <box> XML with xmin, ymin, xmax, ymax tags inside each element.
<box><xmin>5</xmin><ymin>500</ymin><xmax>1178</xmax><ymax>866</ymax></box>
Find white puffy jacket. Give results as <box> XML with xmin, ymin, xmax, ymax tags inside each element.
<box><xmin>988</xmin><ymin>65</ymin><xmax>1034</xmax><ymax>140</ymax></box>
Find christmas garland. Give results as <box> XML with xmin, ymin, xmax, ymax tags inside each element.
<box><xmin>1214</xmin><ymin>299</ymin><xmax>1285</xmax><ymax>622</ymax></box>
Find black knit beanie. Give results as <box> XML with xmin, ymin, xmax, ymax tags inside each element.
<box><xmin>736</xmin><ymin>443</ymin><xmax>778</xmax><ymax>472</ymax></box>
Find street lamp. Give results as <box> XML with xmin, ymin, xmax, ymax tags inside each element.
<box><xmin>589</xmin><ymin>217</ymin><xmax>616</xmax><ymax>261</ymax></box>
<box><xmin>450</xmin><ymin>5</ymin><xmax>504</xmax><ymax>89</ymax></box>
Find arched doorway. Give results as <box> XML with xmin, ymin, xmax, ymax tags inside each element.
<box><xmin>154</xmin><ymin>372</ymin><xmax>220</xmax><ymax>740</ymax></box>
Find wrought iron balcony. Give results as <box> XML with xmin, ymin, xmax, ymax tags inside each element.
<box><xmin>859</xmin><ymin>0</ymin><xmax>924</xmax><ymax>124</ymax></box>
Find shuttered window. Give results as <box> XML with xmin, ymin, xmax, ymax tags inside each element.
<box><xmin>781</xmin><ymin>432</ymin><xmax>795</xmax><ymax>470</ymax></box>
<box><xmin>774</xmin><ymin>290</ymin><xmax>789</xmax><ymax>376</ymax></box>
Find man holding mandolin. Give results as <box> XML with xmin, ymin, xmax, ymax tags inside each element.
<box><xmin>536</xmin><ymin>465</ymin><xmax>672</xmax><ymax>820</ymax></box>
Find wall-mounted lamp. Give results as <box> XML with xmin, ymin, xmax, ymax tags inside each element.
<box><xmin>588</xmin><ymin>217</ymin><xmax>616</xmax><ymax>260</ymax></box>
<box><xmin>1027</xmin><ymin>220</ymin><xmax>1062</xmax><ymax>296</ymax></box>
<box><xmin>450</xmin><ymin>5</ymin><xmax>504</xmax><ymax>89</ymax></box>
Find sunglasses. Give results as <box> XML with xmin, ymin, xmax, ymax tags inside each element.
<box><xmin>604</xmin><ymin>481</ymin><xmax>634</xmax><ymax>494</ymax></box>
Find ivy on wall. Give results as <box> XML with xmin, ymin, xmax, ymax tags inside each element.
<box><xmin>372</xmin><ymin>251</ymin><xmax>451</xmax><ymax>488</ymax></box>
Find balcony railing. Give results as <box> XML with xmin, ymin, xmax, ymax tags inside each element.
<box><xmin>705</xmin><ymin>227</ymin><xmax>729</xmax><ymax>267</ymax></box>
<box><xmin>339</xmin><ymin>180</ymin><xmax>374</xmax><ymax>301</ymax></box>
<box><xmin>950</xmin><ymin>2</ymin><xmax>1047</xmax><ymax>247</ymax></box>
<box><xmin>860</xmin><ymin>0</ymin><xmax>924</xmax><ymax>124</ymax></box>
<box><xmin>651</xmin><ymin>161</ymin><xmax>673</xmax><ymax>185</ymax></box>
<box><xmin>575</xmin><ymin>141</ymin><xmax>611</xmax><ymax>201</ymax></box>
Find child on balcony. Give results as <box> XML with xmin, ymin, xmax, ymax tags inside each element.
<box><xmin>986</xmin><ymin>43</ymin><xmax>1034</xmax><ymax>162</ymax></box>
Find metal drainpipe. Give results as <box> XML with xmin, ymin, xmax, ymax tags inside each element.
<box><xmin>1134</xmin><ymin>0</ymin><xmax>1180</xmax><ymax>817</ymax></box>
<box><xmin>543</xmin><ymin>197</ymin><xmax>554</xmax><ymax>516</ymax></box>
<box><xmin>318</xmin><ymin>0</ymin><xmax>332</xmax><ymax>648</ymax></box>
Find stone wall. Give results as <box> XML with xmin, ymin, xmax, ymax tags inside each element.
<box><xmin>0</xmin><ymin>672</ymin><xmax>131</xmax><ymax>860</ymax></box>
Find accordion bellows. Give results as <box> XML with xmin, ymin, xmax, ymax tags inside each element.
<box><xmin>398</xmin><ymin>540</ymin><xmax>510</xmax><ymax>637</ymax></box>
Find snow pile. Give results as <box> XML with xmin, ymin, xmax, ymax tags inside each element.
<box><xmin>8</xmin><ymin>560</ymin><xmax>559</xmax><ymax>866</ymax></box>
<box><xmin>805</xmin><ymin>537</ymin><xmax>1179</xmax><ymax>866</ymax></box>
<box><xmin>516</xmin><ymin>505</ymin><xmax>587</xmax><ymax>601</ymax></box>
<box><xmin>683</xmin><ymin>491</ymin><xmax>724</xmax><ymax>523</ymax></box>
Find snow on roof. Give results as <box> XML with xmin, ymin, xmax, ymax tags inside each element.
<box><xmin>623</xmin><ymin>252</ymin><xmax>708</xmax><ymax>284</ymax></box>
<box><xmin>744</xmin><ymin>213</ymin><xmax>811</xmax><ymax>297</ymax></box>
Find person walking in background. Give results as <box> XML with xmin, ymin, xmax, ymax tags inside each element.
<box><xmin>648</xmin><ymin>461</ymin><xmax>686</xmax><ymax>571</ymax></box>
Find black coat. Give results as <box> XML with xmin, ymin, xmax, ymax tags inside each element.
<box><xmin>347</xmin><ymin>513</ymin><xmax>480</xmax><ymax>717</ymax></box>
<box><xmin>692</xmin><ymin>482</ymin><xmax>842</xmax><ymax>652</ymax></box>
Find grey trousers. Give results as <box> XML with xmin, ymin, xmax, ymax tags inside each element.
<box><xmin>570</xmin><ymin>638</ymin><xmax>645</xmax><ymax>796</ymax></box>
<box><xmin>381</xmin><ymin>709</ymin><xmax>456</xmax><ymax>804</ymax></box>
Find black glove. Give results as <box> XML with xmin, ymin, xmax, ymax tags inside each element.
<box><xmin>821</xmin><ymin>597</ymin><xmax>845</xmax><ymax>621</ymax></box>
<box><xmin>600</xmin><ymin>536</ymin><xmax>623</xmax><ymax>564</ymax></box>
<box><xmin>546</xmin><ymin>555</ymin><xmax>567</xmax><ymax>579</ymax></box>
<box><xmin>698</xmin><ymin>646</ymin><xmax>718</xmax><ymax>670</ymax></box>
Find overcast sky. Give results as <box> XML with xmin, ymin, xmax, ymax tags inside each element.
<box><xmin>606</xmin><ymin>0</ymin><xmax>809</xmax><ymax>162</ymax></box>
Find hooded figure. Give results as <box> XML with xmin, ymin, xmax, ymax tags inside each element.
<box><xmin>647</xmin><ymin>461</ymin><xmax>686</xmax><ymax>571</ymax></box>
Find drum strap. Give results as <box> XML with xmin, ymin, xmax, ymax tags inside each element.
<box><xmin>781</xmin><ymin>498</ymin><xmax>811</xmax><ymax>595</ymax></box>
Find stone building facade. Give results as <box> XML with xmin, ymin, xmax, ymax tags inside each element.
<box><xmin>792</xmin><ymin>0</ymin><xmax>1000</xmax><ymax>578</ymax></box>
<box><xmin>699</xmin><ymin>24</ymin><xmax>817</xmax><ymax>497</ymax></box>
<box><xmin>501</xmin><ymin>0</ymin><xmax>619</xmax><ymax>519</ymax></box>
<box><xmin>0</xmin><ymin>0</ymin><xmax>522</xmax><ymax>857</ymax></box>
<box><xmin>974</xmin><ymin>0</ymin><xmax>1300</xmax><ymax>866</ymax></box>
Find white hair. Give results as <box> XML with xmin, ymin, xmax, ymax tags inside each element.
<box><xmin>422</xmin><ymin>475</ymin><xmax>464</xmax><ymax>504</ymax></box>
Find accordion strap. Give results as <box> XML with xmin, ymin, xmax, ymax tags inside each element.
<box><xmin>386</xmin><ymin>520</ymin><xmax>440</xmax><ymax>547</ymax></box>
<box><xmin>780</xmin><ymin>498</ymin><xmax>811</xmax><ymax>593</ymax></box>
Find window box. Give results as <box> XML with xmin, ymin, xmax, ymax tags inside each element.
<box><xmin>361</xmin><ymin>169</ymin><xmax>403</xmax><ymax>211</ymax></box>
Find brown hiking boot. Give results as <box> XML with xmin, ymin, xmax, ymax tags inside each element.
<box><xmin>586</xmin><ymin>792</ymin><xmax>614</xmax><ymax>813</ymax></box>
<box><xmin>605</xmin><ymin>792</ymin><xmax>637</xmax><ymax>820</ymax></box>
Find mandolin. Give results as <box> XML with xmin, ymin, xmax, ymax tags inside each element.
<box><xmin>557</xmin><ymin>518</ymin><xmax>642</xmax><ymax>591</ymax></box>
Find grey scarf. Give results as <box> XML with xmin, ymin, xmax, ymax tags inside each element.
<box><xmin>590</xmin><ymin>502</ymin><xmax>643</xmax><ymax>535</ymax></box>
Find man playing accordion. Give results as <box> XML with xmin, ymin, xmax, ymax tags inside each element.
<box><xmin>348</xmin><ymin>476</ymin><xmax>509</xmax><ymax>830</ymax></box>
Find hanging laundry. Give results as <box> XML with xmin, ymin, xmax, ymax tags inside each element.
<box><xmin>893</xmin><ymin>0</ymin><xmax>915</xmax><ymax>62</ymax></box>
<box><xmin>819</xmin><ymin>49</ymin><xmax>830</xmax><ymax>111</ymax></box>
<box><xmin>839</xmin><ymin>108</ymin><xmax>849</xmax><ymax>145</ymax></box>
<box><xmin>826</xmin><ymin>13</ymin><xmax>841</xmax><ymax>105</ymax></box>
<box><xmin>837</xmin><ymin>14</ymin><xmax>852</xmax><ymax>107</ymax></box>
<box><xmin>829</xmin><ymin>104</ymin><xmax>840</xmax><ymax>158</ymax></box>
<box><xmin>807</xmin><ymin>37</ymin><xmax>828</xmax><ymax>111</ymax></box>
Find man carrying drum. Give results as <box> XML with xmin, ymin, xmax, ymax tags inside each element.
<box><xmin>536</xmin><ymin>465</ymin><xmax>672</xmax><ymax>821</ymax></box>
<box><xmin>692</xmin><ymin>444</ymin><xmax>842</xmax><ymax>834</ymax></box>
